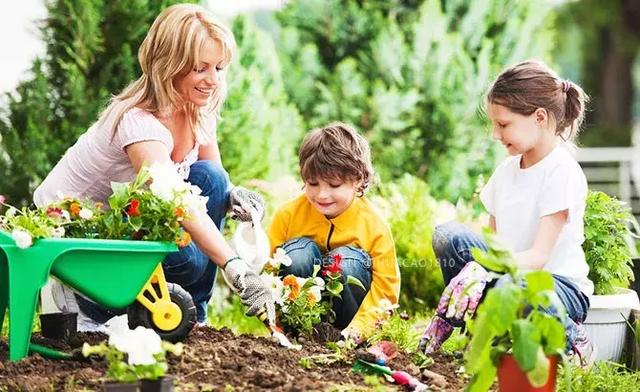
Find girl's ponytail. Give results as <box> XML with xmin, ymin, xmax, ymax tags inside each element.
<box><xmin>561</xmin><ymin>81</ymin><xmax>587</xmax><ymax>142</ymax></box>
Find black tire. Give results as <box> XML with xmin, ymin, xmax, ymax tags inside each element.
<box><xmin>127</xmin><ymin>282</ymin><xmax>196</xmax><ymax>342</ymax></box>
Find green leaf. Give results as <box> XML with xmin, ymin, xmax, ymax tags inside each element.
<box><xmin>467</xmin><ymin>362</ymin><xmax>497</xmax><ymax>392</ymax></box>
<box><xmin>512</xmin><ymin>319</ymin><xmax>541</xmax><ymax>372</ymax></box>
<box><xmin>526</xmin><ymin>348</ymin><xmax>551</xmax><ymax>387</ymax></box>
<box><xmin>327</xmin><ymin>281</ymin><xmax>344</xmax><ymax>296</ymax></box>
<box><xmin>525</xmin><ymin>271</ymin><xmax>554</xmax><ymax>294</ymax></box>
<box><xmin>346</xmin><ymin>275</ymin><xmax>365</xmax><ymax>290</ymax></box>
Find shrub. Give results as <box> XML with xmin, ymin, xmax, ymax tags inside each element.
<box><xmin>371</xmin><ymin>175</ymin><xmax>443</xmax><ymax>312</ymax></box>
<box><xmin>583</xmin><ymin>191</ymin><xmax>636</xmax><ymax>295</ymax></box>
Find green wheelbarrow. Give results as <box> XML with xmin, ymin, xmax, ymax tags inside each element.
<box><xmin>0</xmin><ymin>230</ymin><xmax>196</xmax><ymax>361</ymax></box>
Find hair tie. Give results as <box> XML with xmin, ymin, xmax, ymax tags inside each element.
<box><xmin>561</xmin><ymin>80</ymin><xmax>571</xmax><ymax>93</ymax></box>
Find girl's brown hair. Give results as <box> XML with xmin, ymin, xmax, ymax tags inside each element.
<box><xmin>298</xmin><ymin>122</ymin><xmax>375</xmax><ymax>196</ymax></box>
<box><xmin>486</xmin><ymin>60</ymin><xmax>588</xmax><ymax>141</ymax></box>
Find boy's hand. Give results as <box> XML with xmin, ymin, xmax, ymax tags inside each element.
<box><xmin>340</xmin><ymin>328</ymin><xmax>363</xmax><ymax>345</ymax></box>
<box><xmin>229</xmin><ymin>187</ymin><xmax>265</xmax><ymax>222</ymax></box>
<box><xmin>437</xmin><ymin>261</ymin><xmax>488</xmax><ymax>323</ymax></box>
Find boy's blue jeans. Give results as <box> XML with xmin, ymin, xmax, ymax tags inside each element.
<box><xmin>77</xmin><ymin>160</ymin><xmax>230</xmax><ymax>324</ymax></box>
<box><xmin>433</xmin><ymin>221</ymin><xmax>590</xmax><ymax>350</ymax></box>
<box><xmin>278</xmin><ymin>237</ymin><xmax>373</xmax><ymax>330</ymax></box>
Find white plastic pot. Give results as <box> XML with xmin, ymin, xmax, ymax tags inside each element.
<box><xmin>584</xmin><ymin>288</ymin><xmax>640</xmax><ymax>362</ymax></box>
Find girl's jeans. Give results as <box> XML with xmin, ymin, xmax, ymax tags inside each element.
<box><xmin>433</xmin><ymin>221</ymin><xmax>590</xmax><ymax>350</ymax></box>
<box><xmin>77</xmin><ymin>160</ymin><xmax>230</xmax><ymax>324</ymax></box>
<box><xmin>278</xmin><ymin>237</ymin><xmax>373</xmax><ymax>329</ymax></box>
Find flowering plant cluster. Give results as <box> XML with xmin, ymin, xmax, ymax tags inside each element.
<box><xmin>260</xmin><ymin>249</ymin><xmax>364</xmax><ymax>338</ymax></box>
<box><xmin>0</xmin><ymin>163</ymin><xmax>206</xmax><ymax>248</ymax></box>
<box><xmin>82</xmin><ymin>317</ymin><xmax>183</xmax><ymax>382</ymax></box>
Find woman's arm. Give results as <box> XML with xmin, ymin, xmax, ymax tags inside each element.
<box><xmin>513</xmin><ymin>210</ymin><xmax>568</xmax><ymax>270</ymax></box>
<box><xmin>126</xmin><ymin>140</ymin><xmax>234</xmax><ymax>266</ymax></box>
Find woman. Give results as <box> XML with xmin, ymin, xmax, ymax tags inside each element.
<box><xmin>34</xmin><ymin>3</ymin><xmax>274</xmax><ymax>328</ymax></box>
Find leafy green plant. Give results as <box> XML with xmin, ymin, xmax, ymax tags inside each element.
<box><xmin>0</xmin><ymin>163</ymin><xmax>203</xmax><ymax>247</ymax></box>
<box><xmin>583</xmin><ymin>191</ymin><xmax>637</xmax><ymax>294</ymax></box>
<box><xmin>465</xmin><ymin>230</ymin><xmax>567</xmax><ymax>392</ymax></box>
<box><xmin>371</xmin><ymin>174</ymin><xmax>443</xmax><ymax>311</ymax></box>
<box><xmin>558</xmin><ymin>362</ymin><xmax>640</xmax><ymax>391</ymax></box>
<box><xmin>367</xmin><ymin>311</ymin><xmax>419</xmax><ymax>353</ymax></box>
<box><xmin>82</xmin><ymin>327</ymin><xmax>183</xmax><ymax>382</ymax></box>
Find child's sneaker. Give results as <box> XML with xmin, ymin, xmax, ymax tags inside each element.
<box><xmin>570</xmin><ymin>323</ymin><xmax>597</xmax><ymax>367</ymax></box>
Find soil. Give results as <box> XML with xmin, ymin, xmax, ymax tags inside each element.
<box><xmin>0</xmin><ymin>328</ymin><xmax>466</xmax><ymax>391</ymax></box>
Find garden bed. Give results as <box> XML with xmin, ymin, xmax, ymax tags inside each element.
<box><xmin>0</xmin><ymin>327</ymin><xmax>465</xmax><ymax>391</ymax></box>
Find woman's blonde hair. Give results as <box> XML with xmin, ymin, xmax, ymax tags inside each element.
<box><xmin>99</xmin><ymin>3</ymin><xmax>236</xmax><ymax>143</ymax></box>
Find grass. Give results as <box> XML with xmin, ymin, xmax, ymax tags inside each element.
<box><xmin>558</xmin><ymin>362</ymin><xmax>640</xmax><ymax>391</ymax></box>
<box><xmin>207</xmin><ymin>283</ymin><xmax>269</xmax><ymax>336</ymax></box>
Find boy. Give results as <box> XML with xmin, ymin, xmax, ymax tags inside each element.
<box><xmin>268</xmin><ymin>122</ymin><xmax>400</xmax><ymax>339</ymax></box>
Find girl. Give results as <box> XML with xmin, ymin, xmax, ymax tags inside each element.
<box><xmin>419</xmin><ymin>60</ymin><xmax>595</xmax><ymax>364</ymax></box>
<box><xmin>35</xmin><ymin>4</ymin><xmax>275</xmax><ymax>328</ymax></box>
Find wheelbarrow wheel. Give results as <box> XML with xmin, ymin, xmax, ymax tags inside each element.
<box><xmin>127</xmin><ymin>283</ymin><xmax>196</xmax><ymax>342</ymax></box>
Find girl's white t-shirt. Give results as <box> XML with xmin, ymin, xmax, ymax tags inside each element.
<box><xmin>33</xmin><ymin>107</ymin><xmax>202</xmax><ymax>206</ymax></box>
<box><xmin>479</xmin><ymin>144</ymin><xmax>594</xmax><ymax>295</ymax></box>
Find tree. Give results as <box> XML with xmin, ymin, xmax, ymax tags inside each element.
<box><xmin>276</xmin><ymin>0</ymin><xmax>556</xmax><ymax>201</ymax></box>
<box><xmin>555</xmin><ymin>0</ymin><xmax>640</xmax><ymax>146</ymax></box>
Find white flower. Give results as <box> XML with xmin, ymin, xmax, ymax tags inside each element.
<box><xmin>260</xmin><ymin>273</ymin><xmax>286</xmax><ymax>305</ymax></box>
<box><xmin>61</xmin><ymin>210</ymin><xmax>71</xmax><ymax>222</ymax></box>
<box><xmin>51</xmin><ymin>227</ymin><xmax>65</xmax><ymax>238</ymax></box>
<box><xmin>6</xmin><ymin>207</ymin><xmax>17</xmax><ymax>218</ymax></box>
<box><xmin>313</xmin><ymin>277</ymin><xmax>325</xmax><ymax>288</ymax></box>
<box><xmin>12</xmin><ymin>229</ymin><xmax>32</xmax><ymax>249</ymax></box>
<box><xmin>107</xmin><ymin>319</ymin><xmax>162</xmax><ymax>366</ymax></box>
<box><xmin>308</xmin><ymin>286</ymin><xmax>323</xmax><ymax>304</ymax></box>
<box><xmin>78</xmin><ymin>208</ymin><xmax>93</xmax><ymax>220</ymax></box>
<box><xmin>268</xmin><ymin>248</ymin><xmax>292</xmax><ymax>269</ymax></box>
<box><xmin>375</xmin><ymin>298</ymin><xmax>399</xmax><ymax>315</ymax></box>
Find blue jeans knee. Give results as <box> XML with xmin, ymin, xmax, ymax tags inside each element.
<box><xmin>278</xmin><ymin>237</ymin><xmax>323</xmax><ymax>277</ymax></box>
<box><xmin>326</xmin><ymin>246</ymin><xmax>372</xmax><ymax>329</ymax></box>
<box><xmin>433</xmin><ymin>221</ymin><xmax>488</xmax><ymax>285</ymax></box>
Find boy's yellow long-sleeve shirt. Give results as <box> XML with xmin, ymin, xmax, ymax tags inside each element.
<box><xmin>268</xmin><ymin>194</ymin><xmax>400</xmax><ymax>336</ymax></box>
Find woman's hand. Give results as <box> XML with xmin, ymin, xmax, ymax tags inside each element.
<box><xmin>229</xmin><ymin>186</ymin><xmax>265</xmax><ymax>222</ymax></box>
<box><xmin>222</xmin><ymin>257</ymin><xmax>276</xmax><ymax>324</ymax></box>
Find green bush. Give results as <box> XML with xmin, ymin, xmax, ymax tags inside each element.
<box><xmin>276</xmin><ymin>0</ymin><xmax>555</xmax><ymax>202</ymax></box>
<box><xmin>371</xmin><ymin>174</ymin><xmax>443</xmax><ymax>312</ymax></box>
<box><xmin>558</xmin><ymin>362</ymin><xmax>640</xmax><ymax>391</ymax></box>
<box><xmin>583</xmin><ymin>191</ymin><xmax>635</xmax><ymax>295</ymax></box>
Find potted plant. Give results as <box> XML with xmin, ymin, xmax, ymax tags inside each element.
<box><xmin>465</xmin><ymin>232</ymin><xmax>567</xmax><ymax>392</ymax></box>
<box><xmin>582</xmin><ymin>191</ymin><xmax>640</xmax><ymax>362</ymax></box>
<box><xmin>82</xmin><ymin>317</ymin><xmax>183</xmax><ymax>392</ymax></box>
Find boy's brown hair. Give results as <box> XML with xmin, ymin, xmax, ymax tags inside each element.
<box><xmin>486</xmin><ymin>60</ymin><xmax>588</xmax><ymax>142</ymax></box>
<box><xmin>298</xmin><ymin>122</ymin><xmax>375</xmax><ymax>195</ymax></box>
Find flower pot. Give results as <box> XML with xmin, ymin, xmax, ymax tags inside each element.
<box><xmin>140</xmin><ymin>377</ymin><xmax>174</xmax><ymax>392</ymax></box>
<box><xmin>584</xmin><ymin>287</ymin><xmax>640</xmax><ymax>362</ymax></box>
<box><xmin>39</xmin><ymin>312</ymin><xmax>77</xmax><ymax>340</ymax></box>
<box><xmin>102</xmin><ymin>381</ymin><xmax>139</xmax><ymax>392</ymax></box>
<box><xmin>497</xmin><ymin>355</ymin><xmax>558</xmax><ymax>392</ymax></box>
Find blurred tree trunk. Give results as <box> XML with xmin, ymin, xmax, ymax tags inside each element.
<box><xmin>571</xmin><ymin>0</ymin><xmax>640</xmax><ymax>146</ymax></box>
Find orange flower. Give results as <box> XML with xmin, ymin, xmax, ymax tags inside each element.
<box><xmin>283</xmin><ymin>274</ymin><xmax>301</xmax><ymax>300</ymax></box>
<box><xmin>175</xmin><ymin>207</ymin><xmax>185</xmax><ymax>218</ymax></box>
<box><xmin>69</xmin><ymin>203</ymin><xmax>81</xmax><ymax>217</ymax></box>
<box><xmin>175</xmin><ymin>231</ymin><xmax>191</xmax><ymax>247</ymax></box>
<box><xmin>175</xmin><ymin>232</ymin><xmax>191</xmax><ymax>247</ymax></box>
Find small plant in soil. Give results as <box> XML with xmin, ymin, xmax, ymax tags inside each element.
<box><xmin>465</xmin><ymin>230</ymin><xmax>567</xmax><ymax>391</ymax></box>
<box><xmin>82</xmin><ymin>323</ymin><xmax>183</xmax><ymax>384</ymax></box>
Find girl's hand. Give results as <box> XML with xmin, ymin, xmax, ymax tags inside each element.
<box><xmin>437</xmin><ymin>261</ymin><xmax>489</xmax><ymax>323</ymax></box>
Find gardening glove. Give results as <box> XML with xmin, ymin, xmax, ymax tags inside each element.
<box><xmin>436</xmin><ymin>261</ymin><xmax>489</xmax><ymax>324</ymax></box>
<box><xmin>222</xmin><ymin>257</ymin><xmax>276</xmax><ymax>325</ymax></box>
<box><xmin>229</xmin><ymin>186</ymin><xmax>265</xmax><ymax>222</ymax></box>
<box><xmin>418</xmin><ymin>315</ymin><xmax>455</xmax><ymax>355</ymax></box>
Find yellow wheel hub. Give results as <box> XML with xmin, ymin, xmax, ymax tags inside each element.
<box><xmin>135</xmin><ymin>265</ymin><xmax>183</xmax><ymax>331</ymax></box>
